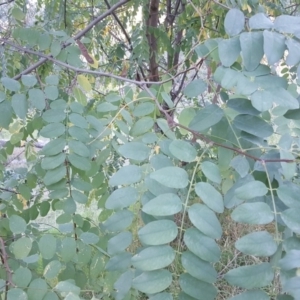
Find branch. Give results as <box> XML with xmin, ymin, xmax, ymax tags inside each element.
<box><xmin>13</xmin><ymin>0</ymin><xmax>130</xmax><ymax>80</ymax></box>
<box><xmin>144</xmin><ymin>87</ymin><xmax>296</xmax><ymax>164</ymax></box>
<box><xmin>103</xmin><ymin>0</ymin><xmax>132</xmax><ymax>50</ymax></box>
<box><xmin>0</xmin><ymin>0</ymin><xmax>14</xmax><ymax>6</ymax></box>
<box><xmin>0</xmin><ymin>237</ymin><xmax>15</xmax><ymax>288</ymax></box>
<box><xmin>146</xmin><ymin>0</ymin><xmax>160</xmax><ymax>82</ymax></box>
<box><xmin>0</xmin><ymin>187</ymin><xmax>19</xmax><ymax>195</ymax></box>
<box><xmin>3</xmin><ymin>39</ymin><xmax>172</xmax><ymax>86</ymax></box>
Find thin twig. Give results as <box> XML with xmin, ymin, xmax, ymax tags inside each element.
<box><xmin>144</xmin><ymin>87</ymin><xmax>296</xmax><ymax>164</ymax></box>
<box><xmin>0</xmin><ymin>0</ymin><xmax>14</xmax><ymax>6</ymax></box>
<box><xmin>0</xmin><ymin>237</ymin><xmax>15</xmax><ymax>288</ymax></box>
<box><xmin>2</xmin><ymin>39</ymin><xmax>172</xmax><ymax>86</ymax></box>
<box><xmin>12</xmin><ymin>0</ymin><xmax>130</xmax><ymax>80</ymax></box>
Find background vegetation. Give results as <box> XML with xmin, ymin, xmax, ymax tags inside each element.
<box><xmin>0</xmin><ymin>0</ymin><xmax>300</xmax><ymax>299</ymax></box>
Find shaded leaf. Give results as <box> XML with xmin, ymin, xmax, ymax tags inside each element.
<box><xmin>169</xmin><ymin>140</ymin><xmax>197</xmax><ymax>162</ymax></box>
<box><xmin>132</xmin><ymin>245</ymin><xmax>175</xmax><ymax>271</ymax></box>
<box><xmin>224</xmin><ymin>9</ymin><xmax>245</xmax><ymax>36</ymax></box>
<box><xmin>27</xmin><ymin>279</ymin><xmax>48</xmax><ymax>300</ymax></box>
<box><xmin>235</xmin><ymin>231</ymin><xmax>277</xmax><ymax>256</ymax></box>
<box><xmin>39</xmin><ymin>234</ymin><xmax>56</xmax><ymax>259</ymax></box>
<box><xmin>132</xmin><ymin>270</ymin><xmax>172</xmax><ymax>294</ymax></box>
<box><xmin>106</xmin><ymin>187</ymin><xmax>138</xmax><ymax>210</ymax></box>
<box><xmin>234</xmin><ymin>181</ymin><xmax>268</xmax><ymax>200</ymax></box>
<box><xmin>183</xmin><ymin>79</ymin><xmax>207</xmax><ymax>98</ymax></box>
<box><xmin>150</xmin><ymin>167</ymin><xmax>189</xmax><ymax>189</ymax></box>
<box><xmin>249</xmin><ymin>13</ymin><xmax>273</xmax><ymax>29</ymax></box>
<box><xmin>9</xmin><ymin>215</ymin><xmax>27</xmax><ymax>234</ymax></box>
<box><xmin>229</xmin><ymin>290</ymin><xmax>270</xmax><ymax>300</ymax></box>
<box><xmin>181</xmin><ymin>251</ymin><xmax>217</xmax><ymax>284</ymax></box>
<box><xmin>142</xmin><ymin>193</ymin><xmax>182</xmax><ymax>216</ymax></box>
<box><xmin>109</xmin><ymin>165</ymin><xmax>142</xmax><ymax>186</ymax></box>
<box><xmin>240</xmin><ymin>32</ymin><xmax>264</xmax><ymax>71</ymax></box>
<box><xmin>231</xmin><ymin>202</ymin><xmax>274</xmax><ymax>224</ymax></box>
<box><xmin>263</xmin><ymin>31</ymin><xmax>285</xmax><ymax>65</ymax></box>
<box><xmin>138</xmin><ymin>220</ymin><xmax>178</xmax><ymax>245</ymax></box>
<box><xmin>184</xmin><ymin>228</ymin><xmax>220</xmax><ymax>262</ymax></box>
<box><xmin>119</xmin><ymin>142</ymin><xmax>150</xmax><ymax>161</ymax></box>
<box><xmin>201</xmin><ymin>161</ymin><xmax>222</xmax><ymax>184</ymax></box>
<box><xmin>11</xmin><ymin>237</ymin><xmax>32</xmax><ymax>259</ymax></box>
<box><xmin>11</xmin><ymin>94</ymin><xmax>28</xmax><ymax>119</ymax></box>
<box><xmin>218</xmin><ymin>37</ymin><xmax>241</xmax><ymax>67</ymax></box>
<box><xmin>195</xmin><ymin>182</ymin><xmax>224</xmax><ymax>213</ymax></box>
<box><xmin>279</xmin><ymin>250</ymin><xmax>300</xmax><ymax>270</ymax></box>
<box><xmin>281</xmin><ymin>208</ymin><xmax>300</xmax><ymax>234</ymax></box>
<box><xmin>189</xmin><ymin>104</ymin><xmax>223</xmax><ymax>132</ymax></box>
<box><xmin>233</xmin><ymin>114</ymin><xmax>273</xmax><ymax>138</ymax></box>
<box><xmin>188</xmin><ymin>204</ymin><xmax>222</xmax><ymax>239</ymax></box>
<box><xmin>103</xmin><ymin>210</ymin><xmax>134</xmax><ymax>232</ymax></box>
<box><xmin>179</xmin><ymin>273</ymin><xmax>217</xmax><ymax>300</ymax></box>
<box><xmin>107</xmin><ymin>231</ymin><xmax>132</xmax><ymax>255</ymax></box>
<box><xmin>224</xmin><ymin>263</ymin><xmax>274</xmax><ymax>289</ymax></box>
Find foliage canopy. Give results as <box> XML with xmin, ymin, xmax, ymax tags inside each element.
<box><xmin>1</xmin><ymin>0</ymin><xmax>300</xmax><ymax>299</ymax></box>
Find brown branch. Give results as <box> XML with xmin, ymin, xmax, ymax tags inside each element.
<box><xmin>144</xmin><ymin>86</ymin><xmax>296</xmax><ymax>164</ymax></box>
<box><xmin>146</xmin><ymin>0</ymin><xmax>160</xmax><ymax>82</ymax></box>
<box><xmin>13</xmin><ymin>0</ymin><xmax>130</xmax><ymax>80</ymax></box>
<box><xmin>0</xmin><ymin>237</ymin><xmax>15</xmax><ymax>289</ymax></box>
<box><xmin>103</xmin><ymin>0</ymin><xmax>132</xmax><ymax>50</ymax></box>
<box><xmin>2</xmin><ymin>39</ymin><xmax>170</xmax><ymax>86</ymax></box>
<box><xmin>0</xmin><ymin>187</ymin><xmax>19</xmax><ymax>195</ymax></box>
<box><xmin>0</xmin><ymin>0</ymin><xmax>14</xmax><ymax>6</ymax></box>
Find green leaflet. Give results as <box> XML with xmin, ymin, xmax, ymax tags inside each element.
<box><xmin>235</xmin><ymin>231</ymin><xmax>277</xmax><ymax>256</ymax></box>
<box><xmin>181</xmin><ymin>251</ymin><xmax>217</xmax><ymax>284</ymax></box>
<box><xmin>224</xmin><ymin>9</ymin><xmax>245</xmax><ymax>37</ymax></box>
<box><xmin>132</xmin><ymin>270</ymin><xmax>172</xmax><ymax>294</ymax></box>
<box><xmin>138</xmin><ymin>220</ymin><xmax>178</xmax><ymax>245</ymax></box>
<box><xmin>218</xmin><ymin>37</ymin><xmax>241</xmax><ymax>67</ymax></box>
<box><xmin>142</xmin><ymin>193</ymin><xmax>182</xmax><ymax>216</ymax></box>
<box><xmin>189</xmin><ymin>104</ymin><xmax>224</xmax><ymax>132</ymax></box>
<box><xmin>183</xmin><ymin>79</ymin><xmax>207</xmax><ymax>98</ymax></box>
<box><xmin>231</xmin><ymin>203</ymin><xmax>274</xmax><ymax>224</ymax></box>
<box><xmin>224</xmin><ymin>263</ymin><xmax>274</xmax><ymax>289</ymax></box>
<box><xmin>184</xmin><ymin>228</ymin><xmax>220</xmax><ymax>263</ymax></box>
<box><xmin>105</xmin><ymin>187</ymin><xmax>138</xmax><ymax>210</ymax></box>
<box><xmin>119</xmin><ymin>142</ymin><xmax>150</xmax><ymax>161</ymax></box>
<box><xmin>150</xmin><ymin>166</ymin><xmax>189</xmax><ymax>189</ymax></box>
<box><xmin>188</xmin><ymin>204</ymin><xmax>222</xmax><ymax>239</ymax></box>
<box><xmin>240</xmin><ymin>32</ymin><xmax>264</xmax><ymax>71</ymax></box>
<box><xmin>233</xmin><ymin>115</ymin><xmax>273</xmax><ymax>138</ymax></box>
<box><xmin>109</xmin><ymin>165</ymin><xmax>142</xmax><ymax>186</ymax></box>
<box><xmin>229</xmin><ymin>290</ymin><xmax>270</xmax><ymax>300</ymax></box>
<box><xmin>169</xmin><ymin>140</ymin><xmax>197</xmax><ymax>162</ymax></box>
<box><xmin>195</xmin><ymin>182</ymin><xmax>224</xmax><ymax>213</ymax></box>
<box><xmin>179</xmin><ymin>273</ymin><xmax>217</xmax><ymax>300</ymax></box>
<box><xmin>132</xmin><ymin>245</ymin><xmax>175</xmax><ymax>271</ymax></box>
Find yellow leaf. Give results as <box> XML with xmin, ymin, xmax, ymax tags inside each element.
<box><xmin>154</xmin><ymin>145</ymin><xmax>160</xmax><ymax>154</ymax></box>
<box><xmin>88</xmin><ymin>55</ymin><xmax>99</xmax><ymax>68</ymax></box>
<box><xmin>247</xmin><ymin>4</ymin><xmax>252</xmax><ymax>13</ymax></box>
<box><xmin>77</xmin><ymin>75</ymin><xmax>92</xmax><ymax>92</ymax></box>
<box><xmin>17</xmin><ymin>194</ymin><xmax>28</xmax><ymax>208</ymax></box>
<box><xmin>73</xmin><ymin>87</ymin><xmax>87</xmax><ymax>105</ymax></box>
